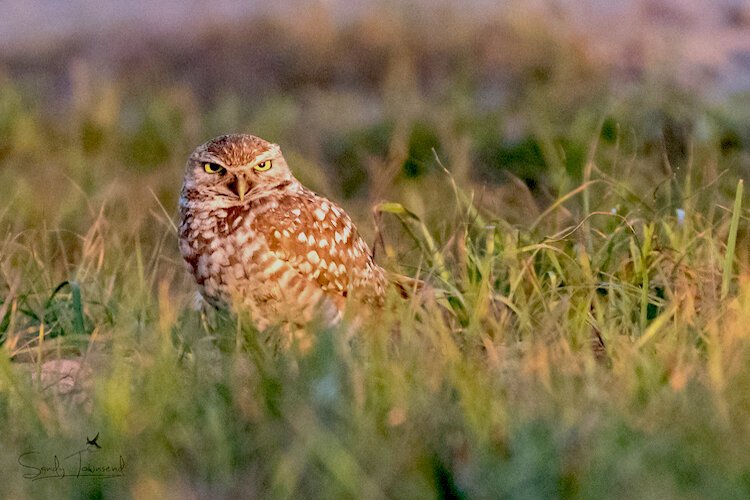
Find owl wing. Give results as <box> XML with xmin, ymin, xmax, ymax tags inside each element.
<box><xmin>250</xmin><ymin>190</ymin><xmax>385</xmax><ymax>301</ymax></box>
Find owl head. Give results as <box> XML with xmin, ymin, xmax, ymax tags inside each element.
<box><xmin>181</xmin><ymin>134</ymin><xmax>295</xmax><ymax>207</ymax></box>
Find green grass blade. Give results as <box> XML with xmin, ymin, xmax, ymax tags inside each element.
<box><xmin>722</xmin><ymin>179</ymin><xmax>743</xmax><ymax>299</ymax></box>
<box><xmin>69</xmin><ymin>280</ymin><xmax>85</xmax><ymax>335</ymax></box>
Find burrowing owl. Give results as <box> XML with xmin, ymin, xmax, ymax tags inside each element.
<box><xmin>178</xmin><ymin>134</ymin><xmax>388</xmax><ymax>329</ymax></box>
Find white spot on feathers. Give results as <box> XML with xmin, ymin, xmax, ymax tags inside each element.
<box><xmin>263</xmin><ymin>259</ymin><xmax>285</xmax><ymax>277</ymax></box>
<box><xmin>212</xmin><ymin>250</ymin><xmax>229</xmax><ymax>266</ymax></box>
<box><xmin>236</xmin><ymin>230</ymin><xmax>250</xmax><ymax>246</ymax></box>
<box><xmin>179</xmin><ymin>240</ymin><xmax>191</xmax><ymax>255</ymax></box>
<box><xmin>198</xmin><ymin>259</ymin><xmax>209</xmax><ymax>278</ymax></box>
<box><xmin>307</xmin><ymin>250</ymin><xmax>320</xmax><ymax>265</ymax></box>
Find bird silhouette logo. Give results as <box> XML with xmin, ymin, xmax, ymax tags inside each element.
<box><xmin>86</xmin><ymin>432</ymin><xmax>102</xmax><ymax>449</ymax></box>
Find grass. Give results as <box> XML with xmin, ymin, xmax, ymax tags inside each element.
<box><xmin>3</xmin><ymin>9</ymin><xmax>750</xmax><ymax>498</ymax></box>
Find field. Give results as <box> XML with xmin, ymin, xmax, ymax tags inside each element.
<box><xmin>2</xmin><ymin>6</ymin><xmax>750</xmax><ymax>498</ymax></box>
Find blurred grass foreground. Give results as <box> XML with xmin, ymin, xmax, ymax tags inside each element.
<box><xmin>2</xmin><ymin>1</ymin><xmax>750</xmax><ymax>497</ymax></box>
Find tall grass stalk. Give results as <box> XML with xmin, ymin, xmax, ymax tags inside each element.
<box><xmin>721</xmin><ymin>179</ymin><xmax>743</xmax><ymax>299</ymax></box>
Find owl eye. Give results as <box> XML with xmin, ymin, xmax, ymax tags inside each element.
<box><xmin>254</xmin><ymin>160</ymin><xmax>272</xmax><ymax>172</ymax></box>
<box><xmin>203</xmin><ymin>162</ymin><xmax>225</xmax><ymax>174</ymax></box>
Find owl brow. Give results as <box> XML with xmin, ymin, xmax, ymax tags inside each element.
<box><xmin>250</xmin><ymin>145</ymin><xmax>280</xmax><ymax>165</ymax></box>
<box><xmin>195</xmin><ymin>154</ymin><xmax>224</xmax><ymax>165</ymax></box>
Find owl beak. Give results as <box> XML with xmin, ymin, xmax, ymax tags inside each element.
<box><xmin>234</xmin><ymin>174</ymin><xmax>250</xmax><ymax>202</ymax></box>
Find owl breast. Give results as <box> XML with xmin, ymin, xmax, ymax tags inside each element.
<box><xmin>178</xmin><ymin>190</ymin><xmax>386</xmax><ymax>328</ymax></box>
<box><xmin>178</xmin><ymin>202</ymin><xmax>256</xmax><ymax>306</ymax></box>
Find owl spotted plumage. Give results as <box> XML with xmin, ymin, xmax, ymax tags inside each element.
<box><xmin>178</xmin><ymin>134</ymin><xmax>388</xmax><ymax>329</ymax></box>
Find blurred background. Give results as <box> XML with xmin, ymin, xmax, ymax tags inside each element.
<box><xmin>5</xmin><ymin>3</ymin><xmax>750</xmax><ymax>497</ymax></box>
<box><xmin>1</xmin><ymin>0</ymin><xmax>749</xmax><ymax>244</ymax></box>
